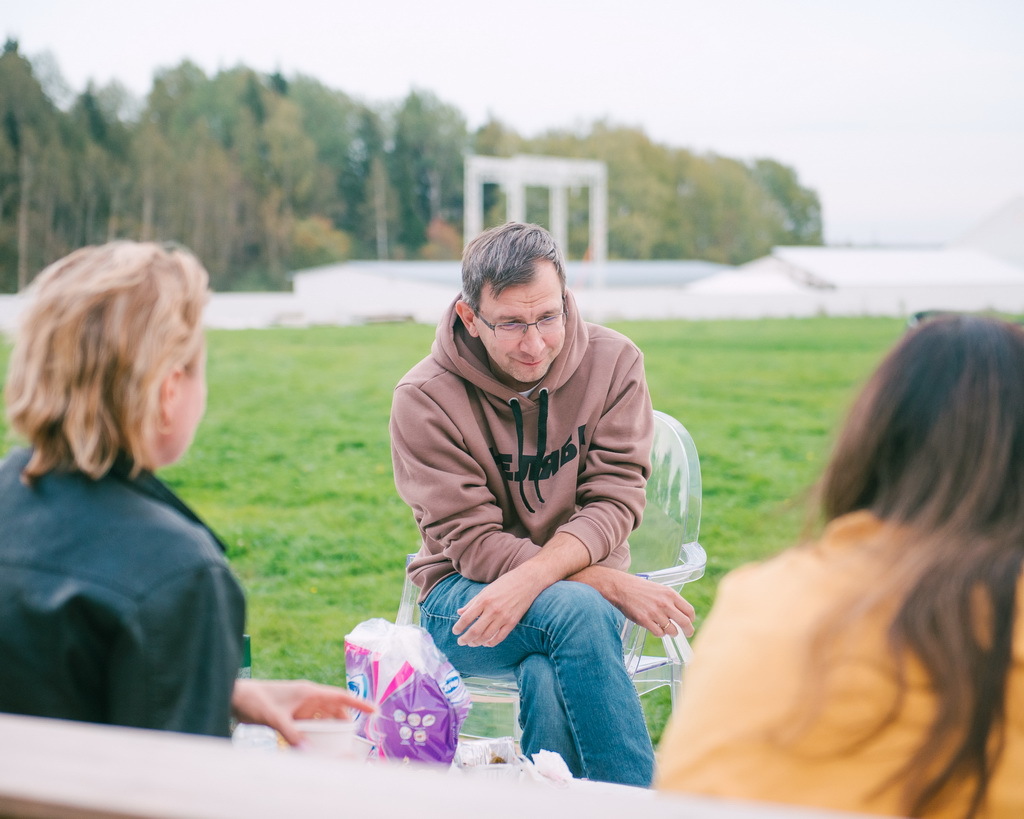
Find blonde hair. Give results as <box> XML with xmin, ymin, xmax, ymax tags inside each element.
<box><xmin>4</xmin><ymin>241</ymin><xmax>209</xmax><ymax>482</ymax></box>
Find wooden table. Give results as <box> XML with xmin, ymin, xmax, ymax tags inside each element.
<box><xmin>0</xmin><ymin>713</ymin><xmax>881</xmax><ymax>819</ymax></box>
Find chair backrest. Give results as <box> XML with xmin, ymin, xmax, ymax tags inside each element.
<box><xmin>627</xmin><ymin>410</ymin><xmax>705</xmax><ymax>582</ymax></box>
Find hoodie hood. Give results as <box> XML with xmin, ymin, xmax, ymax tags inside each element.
<box><xmin>430</xmin><ymin>289</ymin><xmax>589</xmax><ymax>511</ymax></box>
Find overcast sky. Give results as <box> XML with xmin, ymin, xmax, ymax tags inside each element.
<box><xmin>7</xmin><ymin>0</ymin><xmax>1023</xmax><ymax>247</ymax></box>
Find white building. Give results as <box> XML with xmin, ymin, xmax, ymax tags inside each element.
<box><xmin>680</xmin><ymin>245</ymin><xmax>1024</xmax><ymax>320</ymax></box>
<box><xmin>3</xmin><ymin>198</ymin><xmax>1023</xmax><ymax>331</ymax></box>
<box><xmin>675</xmin><ymin>196</ymin><xmax>1024</xmax><ymax>320</ymax></box>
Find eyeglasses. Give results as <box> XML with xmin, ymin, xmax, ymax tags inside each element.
<box><xmin>475</xmin><ymin>310</ymin><xmax>566</xmax><ymax>341</ymax></box>
<box><xmin>906</xmin><ymin>309</ymin><xmax>1024</xmax><ymax>331</ymax></box>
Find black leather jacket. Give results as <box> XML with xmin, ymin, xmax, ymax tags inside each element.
<box><xmin>0</xmin><ymin>449</ymin><xmax>246</xmax><ymax>737</ymax></box>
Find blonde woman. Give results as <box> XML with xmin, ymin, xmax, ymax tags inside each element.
<box><xmin>0</xmin><ymin>242</ymin><xmax>370</xmax><ymax>744</ymax></box>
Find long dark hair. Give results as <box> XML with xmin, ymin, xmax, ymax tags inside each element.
<box><xmin>818</xmin><ymin>314</ymin><xmax>1024</xmax><ymax>817</ymax></box>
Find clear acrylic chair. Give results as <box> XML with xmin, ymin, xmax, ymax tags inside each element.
<box><xmin>622</xmin><ymin>410</ymin><xmax>705</xmax><ymax>707</ymax></box>
<box><xmin>395</xmin><ymin>409</ymin><xmax>705</xmax><ymax>740</ymax></box>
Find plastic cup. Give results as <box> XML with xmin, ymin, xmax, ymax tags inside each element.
<box><xmin>293</xmin><ymin>719</ymin><xmax>361</xmax><ymax>760</ymax></box>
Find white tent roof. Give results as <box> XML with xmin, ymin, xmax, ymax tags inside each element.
<box><xmin>951</xmin><ymin>195</ymin><xmax>1024</xmax><ymax>270</ymax></box>
<box><xmin>760</xmin><ymin>246</ymin><xmax>1024</xmax><ymax>289</ymax></box>
<box><xmin>684</xmin><ymin>259</ymin><xmax>807</xmax><ymax>294</ymax></box>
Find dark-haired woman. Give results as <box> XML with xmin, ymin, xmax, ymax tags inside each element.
<box><xmin>657</xmin><ymin>314</ymin><xmax>1024</xmax><ymax>818</ymax></box>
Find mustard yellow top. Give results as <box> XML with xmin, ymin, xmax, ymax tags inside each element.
<box><xmin>656</xmin><ymin>511</ymin><xmax>1024</xmax><ymax>817</ymax></box>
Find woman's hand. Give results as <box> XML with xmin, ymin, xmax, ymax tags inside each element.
<box><xmin>231</xmin><ymin>679</ymin><xmax>375</xmax><ymax>747</ymax></box>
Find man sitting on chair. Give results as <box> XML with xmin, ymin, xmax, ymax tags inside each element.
<box><xmin>389</xmin><ymin>221</ymin><xmax>695</xmax><ymax>786</ymax></box>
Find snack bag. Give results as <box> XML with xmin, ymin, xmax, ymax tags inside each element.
<box><xmin>344</xmin><ymin>618</ymin><xmax>471</xmax><ymax>765</ymax></box>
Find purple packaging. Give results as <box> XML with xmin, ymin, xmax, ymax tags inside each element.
<box><xmin>345</xmin><ymin>619</ymin><xmax>471</xmax><ymax>765</ymax></box>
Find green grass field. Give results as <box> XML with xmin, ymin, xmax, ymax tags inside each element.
<box><xmin>0</xmin><ymin>316</ymin><xmax>905</xmax><ymax>741</ymax></box>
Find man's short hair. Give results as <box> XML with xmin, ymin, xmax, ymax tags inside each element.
<box><xmin>460</xmin><ymin>222</ymin><xmax>566</xmax><ymax>311</ymax></box>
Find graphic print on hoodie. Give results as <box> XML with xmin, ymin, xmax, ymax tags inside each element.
<box><xmin>491</xmin><ymin>389</ymin><xmax>588</xmax><ymax>514</ymax></box>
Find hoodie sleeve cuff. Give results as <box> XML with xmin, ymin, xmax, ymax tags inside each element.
<box><xmin>508</xmin><ymin>541</ymin><xmax>544</xmax><ymax>570</ymax></box>
<box><xmin>557</xmin><ymin>517</ymin><xmax>612</xmax><ymax>564</ymax></box>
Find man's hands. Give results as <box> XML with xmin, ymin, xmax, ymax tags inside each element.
<box><xmin>452</xmin><ymin>571</ymin><xmax>542</xmax><ymax>647</ymax></box>
<box><xmin>572</xmin><ymin>566</ymin><xmax>696</xmax><ymax>638</ymax></box>
<box><xmin>452</xmin><ymin>531</ymin><xmax>591</xmax><ymax>647</ymax></box>
<box><xmin>231</xmin><ymin>679</ymin><xmax>375</xmax><ymax>747</ymax></box>
<box><xmin>452</xmin><ymin>568</ymin><xmax>695</xmax><ymax>647</ymax></box>
<box><xmin>449</xmin><ymin>532</ymin><xmax>697</xmax><ymax>648</ymax></box>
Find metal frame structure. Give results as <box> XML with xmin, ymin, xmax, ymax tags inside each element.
<box><xmin>463</xmin><ymin>154</ymin><xmax>607</xmax><ymax>265</ymax></box>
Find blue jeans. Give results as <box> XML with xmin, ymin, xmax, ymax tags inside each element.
<box><xmin>420</xmin><ymin>573</ymin><xmax>655</xmax><ymax>786</ymax></box>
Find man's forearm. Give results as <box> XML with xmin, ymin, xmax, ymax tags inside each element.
<box><xmin>520</xmin><ymin>530</ymin><xmax>593</xmax><ymax>589</ymax></box>
<box><xmin>568</xmin><ymin>564</ymin><xmax>627</xmax><ymax>606</ymax></box>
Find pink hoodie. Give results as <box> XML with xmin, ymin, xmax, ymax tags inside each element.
<box><xmin>390</xmin><ymin>290</ymin><xmax>654</xmax><ymax>601</ymax></box>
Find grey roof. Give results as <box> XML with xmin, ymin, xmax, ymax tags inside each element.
<box><xmin>295</xmin><ymin>259</ymin><xmax>729</xmax><ymax>290</ymax></box>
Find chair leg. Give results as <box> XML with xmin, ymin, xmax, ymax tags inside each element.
<box><xmin>669</xmin><ymin>663</ymin><xmax>684</xmax><ymax>710</ymax></box>
<box><xmin>458</xmin><ymin>696</ymin><xmax>522</xmax><ymax>745</ymax></box>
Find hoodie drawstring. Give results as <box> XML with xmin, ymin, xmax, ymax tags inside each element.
<box><xmin>534</xmin><ymin>388</ymin><xmax>548</xmax><ymax>505</ymax></box>
<box><xmin>508</xmin><ymin>397</ymin><xmax>533</xmax><ymax>513</ymax></box>
<box><xmin>508</xmin><ymin>389</ymin><xmax>549</xmax><ymax>514</ymax></box>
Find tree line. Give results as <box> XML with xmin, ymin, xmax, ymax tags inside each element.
<box><xmin>0</xmin><ymin>39</ymin><xmax>823</xmax><ymax>293</ymax></box>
